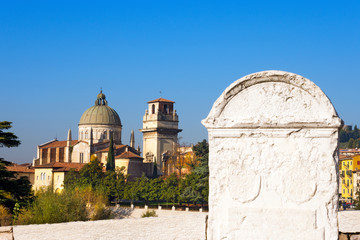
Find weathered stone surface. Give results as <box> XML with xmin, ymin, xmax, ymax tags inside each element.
<box><xmin>350</xmin><ymin>234</ymin><xmax>360</xmax><ymax>240</ymax></box>
<box><xmin>202</xmin><ymin>71</ymin><xmax>342</xmax><ymax>240</ymax></box>
<box><xmin>0</xmin><ymin>226</ymin><xmax>13</xmax><ymax>240</ymax></box>
<box><xmin>339</xmin><ymin>211</ymin><xmax>360</xmax><ymax>233</ymax></box>
<box><xmin>339</xmin><ymin>233</ymin><xmax>349</xmax><ymax>240</ymax></box>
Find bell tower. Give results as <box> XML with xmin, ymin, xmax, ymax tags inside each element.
<box><xmin>140</xmin><ymin>98</ymin><xmax>182</xmax><ymax>176</ymax></box>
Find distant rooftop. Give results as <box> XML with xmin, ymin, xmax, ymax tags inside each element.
<box><xmin>148</xmin><ymin>98</ymin><xmax>175</xmax><ymax>103</ymax></box>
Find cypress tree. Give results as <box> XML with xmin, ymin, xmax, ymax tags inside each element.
<box><xmin>106</xmin><ymin>133</ymin><xmax>115</xmax><ymax>171</ymax></box>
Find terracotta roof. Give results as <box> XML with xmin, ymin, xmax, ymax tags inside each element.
<box><xmin>39</xmin><ymin>140</ymin><xmax>79</xmax><ymax>149</ymax></box>
<box><xmin>33</xmin><ymin>162</ymin><xmax>85</xmax><ymax>172</ymax></box>
<box><xmin>148</xmin><ymin>98</ymin><xmax>175</xmax><ymax>103</ymax></box>
<box><xmin>340</xmin><ymin>149</ymin><xmax>360</xmax><ymax>152</ymax></box>
<box><xmin>116</xmin><ymin>151</ymin><xmax>143</xmax><ymax>159</ymax></box>
<box><xmin>6</xmin><ymin>163</ymin><xmax>34</xmax><ymax>173</ymax></box>
<box><xmin>340</xmin><ymin>155</ymin><xmax>352</xmax><ymax>160</ymax></box>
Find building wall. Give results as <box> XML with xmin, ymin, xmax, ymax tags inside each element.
<box><xmin>115</xmin><ymin>158</ymin><xmax>143</xmax><ymax>180</ymax></box>
<box><xmin>53</xmin><ymin>172</ymin><xmax>65</xmax><ymax>192</ymax></box>
<box><xmin>340</xmin><ymin>158</ymin><xmax>354</xmax><ymax>200</ymax></box>
<box><xmin>14</xmin><ymin>172</ymin><xmax>35</xmax><ymax>186</ymax></box>
<box><xmin>141</xmin><ymin>101</ymin><xmax>180</xmax><ymax>176</ymax></box>
<box><xmin>78</xmin><ymin>124</ymin><xmax>122</xmax><ymax>144</ymax></box>
<box><xmin>33</xmin><ymin>168</ymin><xmax>53</xmax><ymax>191</ymax></box>
<box><xmin>71</xmin><ymin>142</ymin><xmax>91</xmax><ymax>164</ymax></box>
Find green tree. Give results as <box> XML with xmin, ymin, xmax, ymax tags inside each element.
<box><xmin>0</xmin><ymin>121</ymin><xmax>21</xmax><ymax>148</ymax></box>
<box><xmin>103</xmin><ymin>167</ymin><xmax>127</xmax><ymax>203</ymax></box>
<box><xmin>0</xmin><ymin>121</ymin><xmax>32</xmax><ymax>211</ymax></box>
<box><xmin>136</xmin><ymin>174</ymin><xmax>151</xmax><ymax>205</ymax></box>
<box><xmin>148</xmin><ymin>177</ymin><xmax>163</xmax><ymax>204</ymax></box>
<box><xmin>63</xmin><ymin>169</ymin><xmax>80</xmax><ymax>190</ymax></box>
<box><xmin>16</xmin><ymin>188</ymin><xmax>88</xmax><ymax>224</ymax></box>
<box><xmin>348</xmin><ymin>138</ymin><xmax>355</xmax><ymax>148</ymax></box>
<box><xmin>123</xmin><ymin>181</ymin><xmax>140</xmax><ymax>205</ymax></box>
<box><xmin>106</xmin><ymin>134</ymin><xmax>115</xmax><ymax>171</ymax></box>
<box><xmin>187</xmin><ymin>139</ymin><xmax>209</xmax><ymax>204</ymax></box>
<box><xmin>79</xmin><ymin>155</ymin><xmax>104</xmax><ymax>188</ymax></box>
<box><xmin>161</xmin><ymin>173</ymin><xmax>180</xmax><ymax>206</ymax></box>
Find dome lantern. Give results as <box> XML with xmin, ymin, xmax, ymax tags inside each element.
<box><xmin>79</xmin><ymin>91</ymin><xmax>122</xmax><ymax>144</ymax></box>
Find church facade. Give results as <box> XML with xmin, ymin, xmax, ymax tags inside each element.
<box><xmin>32</xmin><ymin>91</ymin><xmax>143</xmax><ymax>191</ymax></box>
<box><xmin>31</xmin><ymin>91</ymin><xmax>182</xmax><ymax>191</ymax></box>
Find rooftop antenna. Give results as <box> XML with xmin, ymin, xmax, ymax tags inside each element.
<box><xmin>160</xmin><ymin>90</ymin><xmax>162</xmax><ymax>97</ymax></box>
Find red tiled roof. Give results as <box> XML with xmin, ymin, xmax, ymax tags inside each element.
<box><xmin>6</xmin><ymin>164</ymin><xmax>34</xmax><ymax>173</ymax></box>
<box><xmin>39</xmin><ymin>140</ymin><xmax>79</xmax><ymax>149</ymax></box>
<box><xmin>148</xmin><ymin>98</ymin><xmax>175</xmax><ymax>103</ymax></box>
<box><xmin>116</xmin><ymin>151</ymin><xmax>143</xmax><ymax>159</ymax></box>
<box><xmin>33</xmin><ymin>162</ymin><xmax>85</xmax><ymax>172</ymax></box>
<box><xmin>339</xmin><ymin>155</ymin><xmax>352</xmax><ymax>160</ymax></box>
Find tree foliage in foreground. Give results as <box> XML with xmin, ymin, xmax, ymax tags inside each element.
<box><xmin>63</xmin><ymin>140</ymin><xmax>209</xmax><ymax>207</ymax></box>
<box><xmin>0</xmin><ymin>121</ymin><xmax>32</xmax><ymax>212</ymax></box>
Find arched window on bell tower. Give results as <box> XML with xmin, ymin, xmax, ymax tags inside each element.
<box><xmin>152</xmin><ymin>104</ymin><xmax>155</xmax><ymax>114</ymax></box>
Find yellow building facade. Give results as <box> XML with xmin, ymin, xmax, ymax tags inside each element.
<box><xmin>339</xmin><ymin>157</ymin><xmax>354</xmax><ymax>200</ymax></box>
<box><xmin>339</xmin><ymin>154</ymin><xmax>360</xmax><ymax>202</ymax></box>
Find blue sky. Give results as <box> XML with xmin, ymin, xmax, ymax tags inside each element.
<box><xmin>1</xmin><ymin>1</ymin><xmax>360</xmax><ymax>163</ymax></box>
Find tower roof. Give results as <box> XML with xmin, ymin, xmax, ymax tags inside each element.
<box><xmin>79</xmin><ymin>91</ymin><xmax>122</xmax><ymax>126</ymax></box>
<box><xmin>148</xmin><ymin>98</ymin><xmax>175</xmax><ymax>103</ymax></box>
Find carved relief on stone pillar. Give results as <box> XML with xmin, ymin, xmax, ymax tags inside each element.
<box><xmin>203</xmin><ymin>71</ymin><xmax>342</xmax><ymax>240</ymax></box>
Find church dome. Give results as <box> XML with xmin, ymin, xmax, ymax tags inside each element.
<box><xmin>79</xmin><ymin>91</ymin><xmax>122</xmax><ymax>126</ymax></box>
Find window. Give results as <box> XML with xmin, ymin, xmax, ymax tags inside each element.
<box><xmin>164</xmin><ymin>104</ymin><xmax>168</xmax><ymax>113</ymax></box>
<box><xmin>80</xmin><ymin>153</ymin><xmax>84</xmax><ymax>163</ymax></box>
<box><xmin>37</xmin><ymin>176</ymin><xmax>39</xmax><ymax>180</ymax></box>
<box><xmin>343</xmin><ymin>162</ymin><xmax>345</xmax><ymax>166</ymax></box>
<box><xmin>343</xmin><ymin>179</ymin><xmax>345</xmax><ymax>184</ymax></box>
<box><xmin>48</xmin><ymin>176</ymin><xmax>50</xmax><ymax>180</ymax></box>
<box><xmin>85</xmin><ymin>131</ymin><xmax>88</xmax><ymax>139</ymax></box>
<box><xmin>351</xmin><ymin>162</ymin><xmax>353</xmax><ymax>165</ymax></box>
<box><xmin>103</xmin><ymin>131</ymin><xmax>107</xmax><ymax>139</ymax></box>
<box><xmin>343</xmin><ymin>189</ymin><xmax>345</xmax><ymax>193</ymax></box>
<box><xmin>152</xmin><ymin>104</ymin><xmax>155</xmax><ymax>114</ymax></box>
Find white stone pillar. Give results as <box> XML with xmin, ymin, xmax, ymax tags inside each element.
<box><xmin>202</xmin><ymin>71</ymin><xmax>342</xmax><ymax>240</ymax></box>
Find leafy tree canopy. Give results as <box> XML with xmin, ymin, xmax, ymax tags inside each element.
<box><xmin>0</xmin><ymin>121</ymin><xmax>32</xmax><ymax>210</ymax></box>
<box><xmin>0</xmin><ymin>121</ymin><xmax>21</xmax><ymax>148</ymax></box>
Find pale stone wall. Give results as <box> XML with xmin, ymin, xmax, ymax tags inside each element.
<box><xmin>202</xmin><ymin>71</ymin><xmax>342</xmax><ymax>240</ymax></box>
<box><xmin>53</xmin><ymin>172</ymin><xmax>65</xmax><ymax>192</ymax></box>
<box><xmin>141</xmin><ymin>100</ymin><xmax>180</xmax><ymax>175</ymax></box>
<box><xmin>33</xmin><ymin>168</ymin><xmax>53</xmax><ymax>191</ymax></box>
<box><xmin>78</xmin><ymin>124</ymin><xmax>122</xmax><ymax>144</ymax></box>
<box><xmin>71</xmin><ymin>142</ymin><xmax>91</xmax><ymax>163</ymax></box>
<box><xmin>0</xmin><ymin>226</ymin><xmax>13</xmax><ymax>240</ymax></box>
<box><xmin>115</xmin><ymin>158</ymin><xmax>143</xmax><ymax>180</ymax></box>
